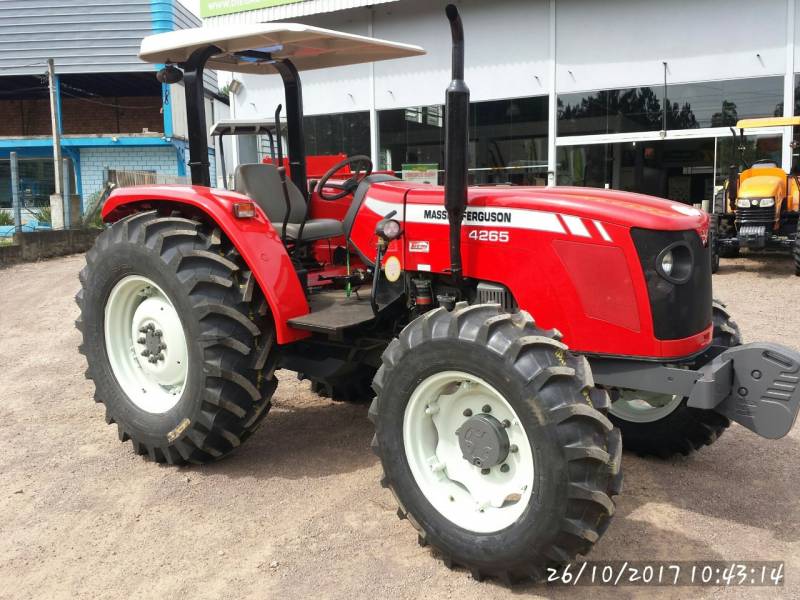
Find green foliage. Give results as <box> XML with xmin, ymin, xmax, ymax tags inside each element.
<box><xmin>0</xmin><ymin>211</ymin><xmax>14</xmax><ymax>226</ymax></box>
<box><xmin>81</xmin><ymin>190</ymin><xmax>106</xmax><ymax>229</ymax></box>
<box><xmin>30</xmin><ymin>205</ymin><xmax>51</xmax><ymax>225</ymax></box>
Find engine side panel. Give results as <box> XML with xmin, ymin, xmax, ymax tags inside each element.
<box><xmin>102</xmin><ymin>185</ymin><xmax>311</xmax><ymax>345</ymax></box>
<box><xmin>354</xmin><ymin>182</ymin><xmax>712</xmax><ymax>359</ymax></box>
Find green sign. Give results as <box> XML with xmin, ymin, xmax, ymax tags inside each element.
<box><xmin>201</xmin><ymin>0</ymin><xmax>307</xmax><ymax>18</ymax></box>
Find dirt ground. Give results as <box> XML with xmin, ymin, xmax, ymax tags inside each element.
<box><xmin>1</xmin><ymin>252</ymin><xmax>799</xmax><ymax>600</ymax></box>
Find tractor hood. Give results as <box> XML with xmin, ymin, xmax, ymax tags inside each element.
<box><xmin>401</xmin><ymin>184</ymin><xmax>708</xmax><ymax>233</ymax></box>
<box><xmin>738</xmin><ymin>174</ymin><xmax>784</xmax><ymax>199</ymax></box>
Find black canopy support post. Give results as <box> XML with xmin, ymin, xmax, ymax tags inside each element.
<box><xmin>662</xmin><ymin>61</ymin><xmax>668</xmax><ymax>133</ymax></box>
<box><xmin>274</xmin><ymin>60</ymin><xmax>309</xmax><ymax>201</ymax></box>
<box><xmin>182</xmin><ymin>45</ymin><xmax>219</xmax><ymax>187</ymax></box>
<box><xmin>274</xmin><ymin>104</ymin><xmax>284</xmax><ymax>163</ymax></box>
<box><xmin>444</xmin><ymin>4</ymin><xmax>469</xmax><ymax>283</ymax></box>
<box><xmin>217</xmin><ymin>133</ymin><xmax>228</xmax><ymax>189</ymax></box>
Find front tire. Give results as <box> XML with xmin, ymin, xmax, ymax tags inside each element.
<box><xmin>369</xmin><ymin>304</ymin><xmax>622</xmax><ymax>584</ymax></box>
<box><xmin>608</xmin><ymin>300</ymin><xmax>742</xmax><ymax>458</ymax></box>
<box><xmin>76</xmin><ymin>211</ymin><xmax>277</xmax><ymax>464</ymax></box>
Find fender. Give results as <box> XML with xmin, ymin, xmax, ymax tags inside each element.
<box><xmin>103</xmin><ymin>185</ymin><xmax>311</xmax><ymax>344</ymax></box>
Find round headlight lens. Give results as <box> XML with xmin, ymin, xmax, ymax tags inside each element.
<box><xmin>381</xmin><ymin>219</ymin><xmax>402</xmax><ymax>240</ymax></box>
<box><xmin>759</xmin><ymin>197</ymin><xmax>775</xmax><ymax>207</ymax></box>
<box><xmin>661</xmin><ymin>250</ymin><xmax>674</xmax><ymax>276</ymax></box>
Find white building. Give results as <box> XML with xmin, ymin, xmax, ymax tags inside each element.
<box><xmin>205</xmin><ymin>0</ymin><xmax>800</xmax><ymax>205</ymax></box>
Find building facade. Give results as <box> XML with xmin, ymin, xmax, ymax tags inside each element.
<box><xmin>206</xmin><ymin>0</ymin><xmax>800</xmax><ymax>206</ymax></box>
<box><xmin>0</xmin><ymin>0</ymin><xmax>221</xmax><ymax>214</ymax></box>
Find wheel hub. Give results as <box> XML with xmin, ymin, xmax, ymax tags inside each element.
<box><xmin>402</xmin><ymin>371</ymin><xmax>535</xmax><ymax>533</ymax></box>
<box><xmin>105</xmin><ymin>275</ymin><xmax>189</xmax><ymax>414</ymax></box>
<box><xmin>456</xmin><ymin>413</ymin><xmax>510</xmax><ymax>468</ymax></box>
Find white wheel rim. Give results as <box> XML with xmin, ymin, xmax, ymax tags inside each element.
<box><xmin>403</xmin><ymin>371</ymin><xmax>535</xmax><ymax>533</ymax></box>
<box><xmin>609</xmin><ymin>390</ymin><xmax>683</xmax><ymax>423</ymax></box>
<box><xmin>104</xmin><ymin>275</ymin><xmax>189</xmax><ymax>414</ymax></box>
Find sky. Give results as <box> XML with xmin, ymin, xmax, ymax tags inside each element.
<box><xmin>177</xmin><ymin>0</ymin><xmax>201</xmax><ymax>16</ymax></box>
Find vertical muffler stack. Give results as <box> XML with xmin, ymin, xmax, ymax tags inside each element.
<box><xmin>444</xmin><ymin>4</ymin><xmax>470</xmax><ymax>282</ymax></box>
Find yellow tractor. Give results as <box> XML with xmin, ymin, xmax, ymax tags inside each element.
<box><xmin>713</xmin><ymin>116</ymin><xmax>800</xmax><ymax>274</ymax></box>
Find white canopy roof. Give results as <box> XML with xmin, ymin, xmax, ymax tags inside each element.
<box><xmin>139</xmin><ymin>23</ymin><xmax>425</xmax><ymax>74</ymax></box>
<box><xmin>210</xmin><ymin>119</ymin><xmax>278</xmax><ymax>137</ymax></box>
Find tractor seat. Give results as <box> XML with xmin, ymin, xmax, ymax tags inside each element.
<box><xmin>234</xmin><ymin>163</ymin><xmax>343</xmax><ymax>241</ymax></box>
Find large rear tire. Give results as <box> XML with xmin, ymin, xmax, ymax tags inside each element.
<box><xmin>369</xmin><ymin>304</ymin><xmax>622</xmax><ymax>584</ymax></box>
<box><xmin>608</xmin><ymin>300</ymin><xmax>741</xmax><ymax>458</ymax></box>
<box><xmin>793</xmin><ymin>235</ymin><xmax>800</xmax><ymax>276</ymax></box>
<box><xmin>76</xmin><ymin>211</ymin><xmax>277</xmax><ymax>464</ymax></box>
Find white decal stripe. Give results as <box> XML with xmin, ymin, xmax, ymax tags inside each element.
<box><xmin>364</xmin><ymin>197</ymin><xmax>567</xmax><ymax>235</ymax></box>
<box><xmin>593</xmin><ymin>220</ymin><xmax>612</xmax><ymax>242</ymax></box>
<box><xmin>364</xmin><ymin>197</ymin><xmax>617</xmax><ymax>241</ymax></box>
<box><xmin>561</xmin><ymin>215</ymin><xmax>591</xmax><ymax>237</ymax></box>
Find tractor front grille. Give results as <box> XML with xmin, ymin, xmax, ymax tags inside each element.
<box><xmin>735</xmin><ymin>206</ymin><xmax>774</xmax><ymax>227</ymax></box>
<box><xmin>630</xmin><ymin>228</ymin><xmax>712</xmax><ymax>341</ymax></box>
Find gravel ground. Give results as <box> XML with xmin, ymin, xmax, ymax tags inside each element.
<box><xmin>0</xmin><ymin>252</ymin><xmax>798</xmax><ymax>600</ymax></box>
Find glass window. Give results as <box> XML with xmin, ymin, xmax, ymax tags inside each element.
<box><xmin>304</xmin><ymin>111</ymin><xmax>371</xmax><ymax>157</ymax></box>
<box><xmin>0</xmin><ymin>157</ymin><xmax>75</xmax><ymax>208</ymax></box>
<box><xmin>557</xmin><ymin>138</ymin><xmax>716</xmax><ymax>203</ymax></box>
<box><xmin>378</xmin><ymin>96</ymin><xmax>549</xmax><ymax>186</ymax></box>
<box><xmin>557</xmin><ymin>134</ymin><xmax>781</xmax><ymax>205</ymax></box>
<box><xmin>559</xmin><ymin>76</ymin><xmax>783</xmax><ymax>136</ymax></box>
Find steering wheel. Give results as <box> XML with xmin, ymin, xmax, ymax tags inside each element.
<box><xmin>316</xmin><ymin>155</ymin><xmax>373</xmax><ymax>201</ymax></box>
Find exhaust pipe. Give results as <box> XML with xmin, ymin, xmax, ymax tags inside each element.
<box><xmin>444</xmin><ymin>4</ymin><xmax>469</xmax><ymax>282</ymax></box>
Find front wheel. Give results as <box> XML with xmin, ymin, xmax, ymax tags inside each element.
<box><xmin>608</xmin><ymin>300</ymin><xmax>741</xmax><ymax>458</ymax></box>
<box><xmin>793</xmin><ymin>235</ymin><xmax>800</xmax><ymax>276</ymax></box>
<box><xmin>369</xmin><ymin>304</ymin><xmax>622</xmax><ymax>584</ymax></box>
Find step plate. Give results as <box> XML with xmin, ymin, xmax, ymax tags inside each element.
<box><xmin>288</xmin><ymin>292</ymin><xmax>375</xmax><ymax>334</ymax></box>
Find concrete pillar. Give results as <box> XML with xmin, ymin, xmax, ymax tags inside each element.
<box><xmin>547</xmin><ymin>0</ymin><xmax>558</xmax><ymax>186</ymax></box>
<box><xmin>10</xmin><ymin>152</ymin><xmax>21</xmax><ymax>233</ymax></box>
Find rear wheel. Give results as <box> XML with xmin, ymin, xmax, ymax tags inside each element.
<box><xmin>608</xmin><ymin>300</ymin><xmax>741</xmax><ymax>458</ymax></box>
<box><xmin>793</xmin><ymin>235</ymin><xmax>800</xmax><ymax>276</ymax></box>
<box><xmin>76</xmin><ymin>211</ymin><xmax>277</xmax><ymax>464</ymax></box>
<box><xmin>370</xmin><ymin>304</ymin><xmax>622</xmax><ymax>584</ymax></box>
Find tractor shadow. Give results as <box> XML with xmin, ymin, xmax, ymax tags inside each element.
<box><xmin>714</xmin><ymin>252</ymin><xmax>795</xmax><ymax>279</ymax></box>
<box><xmin>612</xmin><ymin>427</ymin><xmax>800</xmax><ymax>544</ymax></box>
<box><xmin>192</xmin><ymin>373</ymin><xmax>378</xmax><ymax>480</ymax></box>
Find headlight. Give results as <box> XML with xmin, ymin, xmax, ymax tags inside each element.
<box><xmin>376</xmin><ymin>218</ymin><xmax>402</xmax><ymax>241</ymax></box>
<box><xmin>660</xmin><ymin>250</ymin><xmax>674</xmax><ymax>276</ymax></box>
<box><xmin>656</xmin><ymin>242</ymin><xmax>693</xmax><ymax>284</ymax></box>
<box><xmin>736</xmin><ymin>198</ymin><xmax>751</xmax><ymax>208</ymax></box>
<box><xmin>759</xmin><ymin>197</ymin><xmax>775</xmax><ymax>207</ymax></box>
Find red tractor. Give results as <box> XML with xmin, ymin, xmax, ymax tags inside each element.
<box><xmin>77</xmin><ymin>7</ymin><xmax>800</xmax><ymax>584</ymax></box>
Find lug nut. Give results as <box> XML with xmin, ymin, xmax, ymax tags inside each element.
<box><xmin>138</xmin><ymin>327</ymin><xmax>148</xmax><ymax>334</ymax></box>
<box><xmin>500</xmin><ymin>464</ymin><xmax>510</xmax><ymax>473</ymax></box>
<box><xmin>482</xmin><ymin>404</ymin><xmax>491</xmax><ymax>413</ymax></box>
<box><xmin>510</xmin><ymin>444</ymin><xmax>518</xmax><ymax>453</ymax></box>
<box><xmin>137</xmin><ymin>337</ymin><xmax>146</xmax><ymax>344</ymax></box>
<box><xmin>463</xmin><ymin>408</ymin><xmax>473</xmax><ymax>417</ymax></box>
<box><xmin>154</xmin><ymin>330</ymin><xmax>163</xmax><ymax>337</ymax></box>
<box><xmin>481</xmin><ymin>468</ymin><xmax>491</xmax><ymax>475</ymax></box>
<box><xmin>157</xmin><ymin>353</ymin><xmax>165</xmax><ymax>361</ymax></box>
<box><xmin>141</xmin><ymin>350</ymin><xmax>151</xmax><ymax>357</ymax></box>
<box><xmin>502</xmin><ymin>419</ymin><xmax>511</xmax><ymax>428</ymax></box>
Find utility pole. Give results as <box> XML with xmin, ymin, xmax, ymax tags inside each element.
<box><xmin>48</xmin><ymin>58</ymin><xmax>65</xmax><ymax>229</ymax></box>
